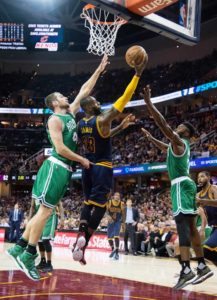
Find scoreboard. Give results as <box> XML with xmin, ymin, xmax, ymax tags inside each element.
<box><xmin>0</xmin><ymin>23</ymin><xmax>26</xmax><ymax>50</ymax></box>
<box><xmin>0</xmin><ymin>23</ymin><xmax>63</xmax><ymax>51</ymax></box>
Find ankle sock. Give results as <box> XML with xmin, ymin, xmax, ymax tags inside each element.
<box><xmin>17</xmin><ymin>237</ymin><xmax>28</xmax><ymax>249</ymax></box>
<box><xmin>26</xmin><ymin>244</ymin><xmax>37</xmax><ymax>255</ymax></box>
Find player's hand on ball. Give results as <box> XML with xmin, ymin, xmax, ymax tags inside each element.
<box><xmin>141</xmin><ymin>85</ymin><xmax>151</xmax><ymax>103</ymax></box>
<box><xmin>134</xmin><ymin>60</ymin><xmax>147</xmax><ymax>76</ymax></box>
<box><xmin>121</xmin><ymin>113</ymin><xmax>136</xmax><ymax>129</ymax></box>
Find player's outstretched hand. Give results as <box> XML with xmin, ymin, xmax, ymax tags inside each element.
<box><xmin>121</xmin><ymin>113</ymin><xmax>136</xmax><ymax>130</ymax></box>
<box><xmin>98</xmin><ymin>54</ymin><xmax>109</xmax><ymax>74</ymax></box>
<box><xmin>80</xmin><ymin>158</ymin><xmax>90</xmax><ymax>169</ymax></box>
<box><xmin>134</xmin><ymin>59</ymin><xmax>147</xmax><ymax>76</ymax></box>
<box><xmin>141</xmin><ymin>85</ymin><xmax>151</xmax><ymax>104</ymax></box>
<box><xmin>141</xmin><ymin>128</ymin><xmax>152</xmax><ymax>139</ymax></box>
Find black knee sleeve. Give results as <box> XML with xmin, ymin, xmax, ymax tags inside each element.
<box><xmin>89</xmin><ymin>206</ymin><xmax>106</xmax><ymax>230</ymax></box>
<box><xmin>114</xmin><ymin>237</ymin><xmax>120</xmax><ymax>249</ymax></box>
<box><xmin>80</xmin><ymin>204</ymin><xmax>93</xmax><ymax>223</ymax></box>
<box><xmin>175</xmin><ymin>213</ymin><xmax>192</xmax><ymax>247</ymax></box>
<box><xmin>43</xmin><ymin>239</ymin><xmax>52</xmax><ymax>253</ymax></box>
<box><xmin>108</xmin><ymin>239</ymin><xmax>114</xmax><ymax>249</ymax></box>
<box><xmin>38</xmin><ymin>241</ymin><xmax>45</xmax><ymax>252</ymax></box>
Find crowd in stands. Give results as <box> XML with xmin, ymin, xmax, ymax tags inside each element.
<box><xmin>0</xmin><ymin>50</ymin><xmax>216</xmax><ymax>108</ymax></box>
<box><xmin>0</xmin><ymin>186</ymin><xmax>178</xmax><ymax>257</ymax></box>
<box><xmin>0</xmin><ymin>100</ymin><xmax>216</xmax><ymax>175</ymax></box>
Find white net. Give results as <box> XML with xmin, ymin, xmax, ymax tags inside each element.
<box><xmin>81</xmin><ymin>4</ymin><xmax>126</xmax><ymax>56</ymax></box>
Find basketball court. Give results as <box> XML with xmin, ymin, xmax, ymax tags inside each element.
<box><xmin>0</xmin><ymin>0</ymin><xmax>216</xmax><ymax>299</ymax></box>
<box><xmin>1</xmin><ymin>242</ymin><xmax>217</xmax><ymax>299</ymax></box>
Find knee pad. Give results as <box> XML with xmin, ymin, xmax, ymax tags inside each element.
<box><xmin>38</xmin><ymin>241</ymin><xmax>45</xmax><ymax>252</ymax></box>
<box><xmin>79</xmin><ymin>222</ymin><xmax>88</xmax><ymax>233</ymax></box>
<box><xmin>80</xmin><ymin>204</ymin><xmax>93</xmax><ymax>223</ymax></box>
<box><xmin>43</xmin><ymin>239</ymin><xmax>52</xmax><ymax>253</ymax></box>
<box><xmin>89</xmin><ymin>206</ymin><xmax>106</xmax><ymax>230</ymax></box>
<box><xmin>175</xmin><ymin>214</ymin><xmax>191</xmax><ymax>247</ymax></box>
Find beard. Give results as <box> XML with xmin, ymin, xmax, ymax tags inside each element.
<box><xmin>59</xmin><ymin>103</ymin><xmax>70</xmax><ymax>109</ymax></box>
<box><xmin>197</xmin><ymin>181</ymin><xmax>207</xmax><ymax>190</ymax></box>
<box><xmin>93</xmin><ymin>107</ymin><xmax>101</xmax><ymax>115</ymax></box>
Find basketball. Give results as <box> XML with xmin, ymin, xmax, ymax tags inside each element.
<box><xmin>125</xmin><ymin>45</ymin><xmax>148</xmax><ymax>68</ymax></box>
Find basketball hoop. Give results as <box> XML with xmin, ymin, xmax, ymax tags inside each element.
<box><xmin>81</xmin><ymin>4</ymin><xmax>127</xmax><ymax>56</ymax></box>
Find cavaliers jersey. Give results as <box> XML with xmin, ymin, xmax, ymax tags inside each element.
<box><xmin>78</xmin><ymin>116</ymin><xmax>112</xmax><ymax>163</ymax></box>
<box><xmin>107</xmin><ymin>199</ymin><xmax>123</xmax><ymax>222</ymax></box>
<box><xmin>198</xmin><ymin>185</ymin><xmax>217</xmax><ymax>226</ymax></box>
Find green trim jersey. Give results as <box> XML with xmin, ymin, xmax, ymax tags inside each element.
<box><xmin>47</xmin><ymin>113</ymin><xmax>78</xmax><ymax>166</ymax></box>
<box><xmin>167</xmin><ymin>138</ymin><xmax>190</xmax><ymax>181</ymax></box>
<box><xmin>167</xmin><ymin>138</ymin><xmax>197</xmax><ymax>216</ymax></box>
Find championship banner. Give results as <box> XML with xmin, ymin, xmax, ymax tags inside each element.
<box><xmin>0</xmin><ymin>229</ymin><xmax>5</xmax><ymax>242</ymax></box>
<box><xmin>53</xmin><ymin>231</ymin><xmax>125</xmax><ymax>251</ymax></box>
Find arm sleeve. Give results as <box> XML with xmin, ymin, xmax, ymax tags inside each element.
<box><xmin>113</xmin><ymin>75</ymin><xmax>140</xmax><ymax>113</ymax></box>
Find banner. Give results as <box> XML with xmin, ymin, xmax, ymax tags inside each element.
<box><xmin>0</xmin><ymin>80</ymin><xmax>216</xmax><ymax>114</ymax></box>
<box><xmin>1</xmin><ymin>156</ymin><xmax>217</xmax><ymax>181</ymax></box>
<box><xmin>0</xmin><ymin>229</ymin><xmax>5</xmax><ymax>242</ymax></box>
<box><xmin>53</xmin><ymin>231</ymin><xmax>125</xmax><ymax>251</ymax></box>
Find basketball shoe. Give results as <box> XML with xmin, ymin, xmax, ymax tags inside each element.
<box><xmin>109</xmin><ymin>249</ymin><xmax>116</xmax><ymax>258</ymax></box>
<box><xmin>17</xmin><ymin>251</ymin><xmax>40</xmax><ymax>281</ymax></box>
<box><xmin>192</xmin><ymin>266</ymin><xmax>214</xmax><ymax>285</ymax></box>
<box><xmin>173</xmin><ymin>269</ymin><xmax>196</xmax><ymax>290</ymax></box>
<box><xmin>72</xmin><ymin>233</ymin><xmax>87</xmax><ymax>265</ymax></box>
<box><xmin>6</xmin><ymin>245</ymin><xmax>25</xmax><ymax>270</ymax></box>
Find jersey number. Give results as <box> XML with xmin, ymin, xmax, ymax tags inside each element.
<box><xmin>82</xmin><ymin>136</ymin><xmax>95</xmax><ymax>153</ymax></box>
<box><xmin>73</xmin><ymin>132</ymin><xmax>78</xmax><ymax>143</ymax></box>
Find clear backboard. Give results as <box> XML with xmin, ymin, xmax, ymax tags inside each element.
<box><xmin>82</xmin><ymin>0</ymin><xmax>201</xmax><ymax>45</ymax></box>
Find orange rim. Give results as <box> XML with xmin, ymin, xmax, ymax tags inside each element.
<box><xmin>83</xmin><ymin>3</ymin><xmax>127</xmax><ymax>25</ymax></box>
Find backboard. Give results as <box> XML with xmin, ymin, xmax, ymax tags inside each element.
<box><xmin>82</xmin><ymin>0</ymin><xmax>201</xmax><ymax>45</ymax></box>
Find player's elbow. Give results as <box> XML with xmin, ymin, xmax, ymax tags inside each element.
<box><xmin>55</xmin><ymin>144</ymin><xmax>65</xmax><ymax>155</ymax></box>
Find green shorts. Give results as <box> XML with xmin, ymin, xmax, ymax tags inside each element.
<box><xmin>171</xmin><ymin>178</ymin><xmax>197</xmax><ymax>216</ymax></box>
<box><xmin>32</xmin><ymin>158</ymin><xmax>72</xmax><ymax>209</ymax></box>
<box><xmin>39</xmin><ymin>213</ymin><xmax>58</xmax><ymax>241</ymax></box>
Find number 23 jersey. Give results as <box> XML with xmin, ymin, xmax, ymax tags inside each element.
<box><xmin>77</xmin><ymin>116</ymin><xmax>112</xmax><ymax>163</ymax></box>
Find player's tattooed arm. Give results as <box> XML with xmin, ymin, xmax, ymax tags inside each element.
<box><xmin>142</xmin><ymin>85</ymin><xmax>185</xmax><ymax>155</ymax></box>
<box><xmin>141</xmin><ymin>128</ymin><xmax>168</xmax><ymax>153</ymax></box>
<box><xmin>70</xmin><ymin>54</ymin><xmax>109</xmax><ymax>115</ymax></box>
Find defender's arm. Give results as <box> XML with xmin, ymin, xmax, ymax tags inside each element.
<box><xmin>69</xmin><ymin>54</ymin><xmax>108</xmax><ymax>115</ymax></box>
<box><xmin>142</xmin><ymin>86</ymin><xmax>185</xmax><ymax>155</ymax></box>
<box><xmin>141</xmin><ymin>128</ymin><xmax>168</xmax><ymax>153</ymax></box>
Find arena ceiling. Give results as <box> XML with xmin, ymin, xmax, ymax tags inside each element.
<box><xmin>0</xmin><ymin>0</ymin><xmax>217</xmax><ymax>52</ymax></box>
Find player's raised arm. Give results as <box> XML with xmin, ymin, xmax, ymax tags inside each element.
<box><xmin>142</xmin><ymin>85</ymin><xmax>185</xmax><ymax>155</ymax></box>
<box><xmin>141</xmin><ymin>128</ymin><xmax>168</xmax><ymax>153</ymax></box>
<box><xmin>48</xmin><ymin>116</ymin><xmax>90</xmax><ymax>169</ymax></box>
<box><xmin>97</xmin><ymin>62</ymin><xmax>146</xmax><ymax>137</ymax></box>
<box><xmin>69</xmin><ymin>54</ymin><xmax>109</xmax><ymax>115</ymax></box>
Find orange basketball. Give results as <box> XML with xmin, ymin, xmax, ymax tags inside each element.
<box><xmin>125</xmin><ymin>45</ymin><xmax>148</xmax><ymax>68</ymax></box>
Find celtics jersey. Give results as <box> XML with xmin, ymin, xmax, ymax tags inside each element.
<box><xmin>47</xmin><ymin>113</ymin><xmax>78</xmax><ymax>165</ymax></box>
<box><xmin>34</xmin><ymin>197</ymin><xmax>55</xmax><ymax>216</ymax></box>
<box><xmin>167</xmin><ymin>138</ymin><xmax>190</xmax><ymax>180</ymax></box>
